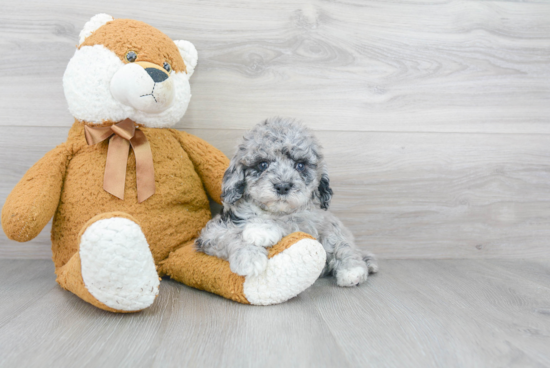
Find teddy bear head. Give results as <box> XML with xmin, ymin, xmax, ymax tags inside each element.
<box><xmin>63</xmin><ymin>14</ymin><xmax>197</xmax><ymax>128</ymax></box>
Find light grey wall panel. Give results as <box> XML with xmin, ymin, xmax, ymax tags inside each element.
<box><xmin>1</xmin><ymin>0</ymin><xmax>549</xmax><ymax>259</ymax></box>
<box><xmin>0</xmin><ymin>0</ymin><xmax>549</xmax><ymax>133</ymax></box>
<box><xmin>1</xmin><ymin>127</ymin><xmax>549</xmax><ymax>259</ymax></box>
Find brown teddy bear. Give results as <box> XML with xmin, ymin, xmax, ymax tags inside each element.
<box><xmin>1</xmin><ymin>14</ymin><xmax>326</xmax><ymax>313</ymax></box>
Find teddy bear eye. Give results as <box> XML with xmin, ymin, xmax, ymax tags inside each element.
<box><xmin>163</xmin><ymin>62</ymin><xmax>171</xmax><ymax>73</ymax></box>
<box><xmin>126</xmin><ymin>51</ymin><xmax>137</xmax><ymax>62</ymax></box>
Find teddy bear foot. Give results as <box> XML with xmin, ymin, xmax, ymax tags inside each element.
<box><xmin>56</xmin><ymin>213</ymin><xmax>159</xmax><ymax>313</ymax></box>
<box><xmin>243</xmin><ymin>234</ymin><xmax>327</xmax><ymax>305</ymax></box>
<box><xmin>159</xmin><ymin>232</ymin><xmax>326</xmax><ymax>305</ymax></box>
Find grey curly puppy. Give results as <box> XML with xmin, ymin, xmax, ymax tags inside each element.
<box><xmin>196</xmin><ymin>117</ymin><xmax>378</xmax><ymax>287</ymax></box>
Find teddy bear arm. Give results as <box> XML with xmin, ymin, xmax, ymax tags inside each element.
<box><xmin>172</xmin><ymin>130</ymin><xmax>230</xmax><ymax>205</ymax></box>
<box><xmin>1</xmin><ymin>143</ymin><xmax>70</xmax><ymax>242</ymax></box>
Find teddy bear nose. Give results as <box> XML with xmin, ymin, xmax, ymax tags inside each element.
<box><xmin>145</xmin><ymin>68</ymin><xmax>169</xmax><ymax>83</ymax></box>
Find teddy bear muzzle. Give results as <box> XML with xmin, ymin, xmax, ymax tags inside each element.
<box><xmin>110</xmin><ymin>61</ymin><xmax>175</xmax><ymax>114</ymax></box>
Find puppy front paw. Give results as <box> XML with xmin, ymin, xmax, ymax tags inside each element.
<box><xmin>229</xmin><ymin>247</ymin><xmax>268</xmax><ymax>277</ymax></box>
<box><xmin>242</xmin><ymin>223</ymin><xmax>283</xmax><ymax>247</ymax></box>
<box><xmin>336</xmin><ymin>266</ymin><xmax>368</xmax><ymax>287</ymax></box>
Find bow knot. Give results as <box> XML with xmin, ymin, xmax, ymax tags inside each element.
<box><xmin>84</xmin><ymin>119</ymin><xmax>155</xmax><ymax>203</ymax></box>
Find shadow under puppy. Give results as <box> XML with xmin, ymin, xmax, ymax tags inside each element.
<box><xmin>196</xmin><ymin>117</ymin><xmax>378</xmax><ymax>287</ymax></box>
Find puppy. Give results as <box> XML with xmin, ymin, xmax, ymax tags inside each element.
<box><xmin>196</xmin><ymin>117</ymin><xmax>378</xmax><ymax>287</ymax></box>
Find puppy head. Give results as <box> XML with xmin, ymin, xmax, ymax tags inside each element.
<box><xmin>222</xmin><ymin>117</ymin><xmax>333</xmax><ymax>213</ymax></box>
<box><xmin>63</xmin><ymin>14</ymin><xmax>198</xmax><ymax>128</ymax></box>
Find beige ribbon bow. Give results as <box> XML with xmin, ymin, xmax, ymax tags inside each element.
<box><xmin>84</xmin><ymin>119</ymin><xmax>155</xmax><ymax>203</ymax></box>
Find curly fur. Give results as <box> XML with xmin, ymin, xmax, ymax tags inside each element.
<box><xmin>196</xmin><ymin>117</ymin><xmax>378</xmax><ymax>286</ymax></box>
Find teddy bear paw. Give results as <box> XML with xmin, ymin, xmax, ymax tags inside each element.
<box><xmin>243</xmin><ymin>237</ymin><xmax>326</xmax><ymax>305</ymax></box>
<box><xmin>79</xmin><ymin>217</ymin><xmax>160</xmax><ymax>311</ymax></box>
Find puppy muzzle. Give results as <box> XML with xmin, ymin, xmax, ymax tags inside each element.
<box><xmin>110</xmin><ymin>61</ymin><xmax>174</xmax><ymax>114</ymax></box>
<box><xmin>274</xmin><ymin>182</ymin><xmax>293</xmax><ymax>196</ymax></box>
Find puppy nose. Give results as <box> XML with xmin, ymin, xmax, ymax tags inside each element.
<box><xmin>145</xmin><ymin>68</ymin><xmax>169</xmax><ymax>83</ymax></box>
<box><xmin>274</xmin><ymin>182</ymin><xmax>293</xmax><ymax>195</ymax></box>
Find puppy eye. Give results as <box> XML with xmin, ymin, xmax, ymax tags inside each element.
<box><xmin>126</xmin><ymin>51</ymin><xmax>137</xmax><ymax>62</ymax></box>
<box><xmin>258</xmin><ymin>161</ymin><xmax>269</xmax><ymax>172</ymax></box>
<box><xmin>295</xmin><ymin>162</ymin><xmax>306</xmax><ymax>172</ymax></box>
<box><xmin>163</xmin><ymin>62</ymin><xmax>171</xmax><ymax>73</ymax></box>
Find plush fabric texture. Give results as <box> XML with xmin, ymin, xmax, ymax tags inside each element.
<box><xmin>159</xmin><ymin>240</ymin><xmax>249</xmax><ymax>304</ymax></box>
<box><xmin>78</xmin><ymin>13</ymin><xmax>114</xmax><ymax>46</ymax></box>
<box><xmin>63</xmin><ymin>45</ymin><xmax>192</xmax><ymax>128</ymax></box>
<box><xmin>244</xmin><ymin>237</ymin><xmax>327</xmax><ymax>305</ymax></box>
<box><xmin>56</xmin><ymin>251</ymin><xmax>125</xmax><ymax>313</ymax></box>
<box><xmin>65</xmin><ymin>16</ymin><xmax>197</xmax><ymax>128</ymax></box>
<box><xmin>1</xmin><ymin>15</ymin><xmax>326</xmax><ymax>312</ymax></box>
<box><xmin>3</xmin><ymin>120</ymin><xmax>228</xmax><ymax>312</ymax></box>
<box><xmin>174</xmin><ymin>40</ymin><xmax>198</xmax><ymax>77</ymax></box>
<box><xmin>78</xmin><ymin>215</ymin><xmax>160</xmax><ymax>311</ymax></box>
<box><xmin>266</xmin><ymin>232</ymin><xmax>315</xmax><ymax>258</ymax></box>
<box><xmin>158</xmin><ymin>232</ymin><xmax>318</xmax><ymax>304</ymax></box>
<box><xmin>43</xmin><ymin>121</ymin><xmax>228</xmax><ymax>269</ymax></box>
<box><xmin>1</xmin><ymin>143</ymin><xmax>69</xmax><ymax>242</ymax></box>
<box><xmin>80</xmin><ymin>18</ymin><xmax>187</xmax><ymax>74</ymax></box>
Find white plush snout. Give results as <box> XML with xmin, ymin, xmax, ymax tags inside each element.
<box><xmin>110</xmin><ymin>63</ymin><xmax>174</xmax><ymax>114</ymax></box>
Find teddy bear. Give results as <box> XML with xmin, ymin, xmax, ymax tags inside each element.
<box><xmin>1</xmin><ymin>14</ymin><xmax>327</xmax><ymax>313</ymax></box>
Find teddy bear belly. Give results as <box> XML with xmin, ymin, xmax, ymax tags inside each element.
<box><xmin>50</xmin><ymin>146</ymin><xmax>212</xmax><ymax>269</ymax></box>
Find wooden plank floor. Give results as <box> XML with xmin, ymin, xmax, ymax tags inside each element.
<box><xmin>0</xmin><ymin>259</ymin><xmax>549</xmax><ymax>368</ymax></box>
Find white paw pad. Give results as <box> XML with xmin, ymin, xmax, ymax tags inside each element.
<box><xmin>80</xmin><ymin>217</ymin><xmax>159</xmax><ymax>311</ymax></box>
<box><xmin>242</xmin><ymin>224</ymin><xmax>282</xmax><ymax>247</ymax></box>
<box><xmin>336</xmin><ymin>266</ymin><xmax>368</xmax><ymax>287</ymax></box>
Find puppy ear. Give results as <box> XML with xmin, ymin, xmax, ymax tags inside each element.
<box><xmin>79</xmin><ymin>14</ymin><xmax>114</xmax><ymax>46</ymax></box>
<box><xmin>174</xmin><ymin>40</ymin><xmax>198</xmax><ymax>78</ymax></box>
<box><xmin>315</xmin><ymin>168</ymin><xmax>333</xmax><ymax>210</ymax></box>
<box><xmin>221</xmin><ymin>159</ymin><xmax>246</xmax><ymax>205</ymax></box>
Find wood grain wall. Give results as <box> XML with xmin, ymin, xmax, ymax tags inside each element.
<box><xmin>1</xmin><ymin>0</ymin><xmax>549</xmax><ymax>259</ymax></box>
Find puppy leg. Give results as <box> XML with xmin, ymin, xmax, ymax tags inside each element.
<box><xmin>318</xmin><ymin>214</ymin><xmax>378</xmax><ymax>287</ymax></box>
<box><xmin>229</xmin><ymin>245</ymin><xmax>268</xmax><ymax>277</ymax></box>
<box><xmin>242</xmin><ymin>221</ymin><xmax>285</xmax><ymax>247</ymax></box>
<box><xmin>362</xmin><ymin>250</ymin><xmax>379</xmax><ymax>274</ymax></box>
<box><xmin>330</xmin><ymin>244</ymin><xmax>371</xmax><ymax>287</ymax></box>
<box><xmin>195</xmin><ymin>215</ymin><xmax>270</xmax><ymax>277</ymax></box>
<box><xmin>231</xmin><ymin>221</ymin><xmax>288</xmax><ymax>275</ymax></box>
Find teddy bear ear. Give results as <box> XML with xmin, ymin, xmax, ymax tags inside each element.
<box><xmin>78</xmin><ymin>14</ymin><xmax>114</xmax><ymax>46</ymax></box>
<box><xmin>174</xmin><ymin>40</ymin><xmax>198</xmax><ymax>78</ymax></box>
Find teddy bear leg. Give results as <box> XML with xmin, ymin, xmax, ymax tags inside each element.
<box><xmin>158</xmin><ymin>232</ymin><xmax>326</xmax><ymax>305</ymax></box>
<box><xmin>55</xmin><ymin>212</ymin><xmax>160</xmax><ymax>313</ymax></box>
